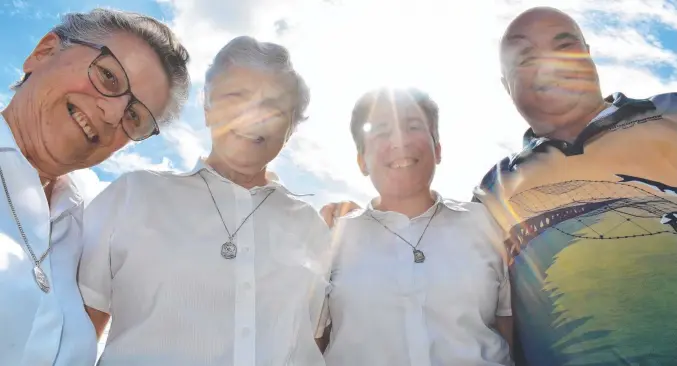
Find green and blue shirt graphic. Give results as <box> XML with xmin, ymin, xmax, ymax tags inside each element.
<box><xmin>474</xmin><ymin>92</ymin><xmax>677</xmax><ymax>365</ymax></box>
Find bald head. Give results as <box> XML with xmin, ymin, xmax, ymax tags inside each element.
<box><xmin>502</xmin><ymin>7</ymin><xmax>584</xmax><ymax>42</ymax></box>
<box><xmin>500</xmin><ymin>7</ymin><xmax>587</xmax><ymax>73</ymax></box>
<box><xmin>498</xmin><ymin>7</ymin><xmax>604</xmax><ymax>139</ymax></box>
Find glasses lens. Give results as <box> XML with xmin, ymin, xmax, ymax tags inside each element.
<box><xmin>89</xmin><ymin>54</ymin><xmax>129</xmax><ymax>96</ymax></box>
<box><xmin>123</xmin><ymin>102</ymin><xmax>157</xmax><ymax>141</ymax></box>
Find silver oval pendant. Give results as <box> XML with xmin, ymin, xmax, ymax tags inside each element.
<box><xmin>221</xmin><ymin>242</ymin><xmax>237</xmax><ymax>259</ymax></box>
<box><xmin>413</xmin><ymin>249</ymin><xmax>425</xmax><ymax>263</ymax></box>
<box><xmin>33</xmin><ymin>266</ymin><xmax>50</xmax><ymax>293</ymax></box>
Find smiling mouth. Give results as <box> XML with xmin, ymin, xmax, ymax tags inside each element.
<box><xmin>233</xmin><ymin>130</ymin><xmax>265</xmax><ymax>144</ymax></box>
<box><xmin>389</xmin><ymin>158</ymin><xmax>418</xmax><ymax>169</ymax></box>
<box><xmin>67</xmin><ymin>103</ymin><xmax>99</xmax><ymax>143</ymax></box>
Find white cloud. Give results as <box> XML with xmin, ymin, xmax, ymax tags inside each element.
<box><xmin>161</xmin><ymin>122</ymin><xmax>210</xmax><ymax>170</ymax></box>
<box><xmin>0</xmin><ymin>93</ymin><xmax>10</xmax><ymax>109</ymax></box>
<box><xmin>69</xmin><ymin>168</ymin><xmax>110</xmax><ymax>206</ymax></box>
<box><xmin>98</xmin><ymin>149</ymin><xmax>175</xmax><ymax>175</ymax></box>
<box><xmin>162</xmin><ymin>0</ymin><xmax>677</xmax><ymax>206</ymax></box>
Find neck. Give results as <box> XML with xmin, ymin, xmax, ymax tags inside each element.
<box><xmin>2</xmin><ymin>106</ymin><xmax>28</xmax><ymax>161</ymax></box>
<box><xmin>541</xmin><ymin>100</ymin><xmax>608</xmax><ymax>143</ymax></box>
<box><xmin>374</xmin><ymin>190</ymin><xmax>436</xmax><ymax>219</ymax></box>
<box><xmin>2</xmin><ymin>102</ymin><xmax>60</xmax><ymax>182</ymax></box>
<box><xmin>205</xmin><ymin>152</ymin><xmax>268</xmax><ymax>189</ymax></box>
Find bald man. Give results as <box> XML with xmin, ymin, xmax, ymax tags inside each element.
<box><xmin>474</xmin><ymin>7</ymin><xmax>677</xmax><ymax>366</ymax></box>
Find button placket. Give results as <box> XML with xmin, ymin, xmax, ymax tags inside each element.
<box><xmin>232</xmin><ymin>187</ymin><xmax>256</xmax><ymax>366</ymax></box>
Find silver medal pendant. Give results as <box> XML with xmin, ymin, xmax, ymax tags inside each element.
<box><xmin>413</xmin><ymin>249</ymin><xmax>425</xmax><ymax>263</ymax></box>
<box><xmin>221</xmin><ymin>242</ymin><xmax>237</xmax><ymax>259</ymax></box>
<box><xmin>33</xmin><ymin>265</ymin><xmax>50</xmax><ymax>293</ymax></box>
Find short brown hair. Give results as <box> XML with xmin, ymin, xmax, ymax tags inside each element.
<box><xmin>350</xmin><ymin>87</ymin><xmax>439</xmax><ymax>152</ymax></box>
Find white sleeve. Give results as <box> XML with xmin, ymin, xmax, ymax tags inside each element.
<box><xmin>481</xmin><ymin>204</ymin><xmax>512</xmax><ymax>317</ymax></box>
<box><xmin>314</xmin><ymin>297</ymin><xmax>331</xmax><ymax>339</ymax></box>
<box><xmin>306</xmin><ymin>214</ymin><xmax>333</xmax><ymax>338</ymax></box>
<box><xmin>496</xmin><ymin>258</ymin><xmax>512</xmax><ymax>317</ymax></box>
<box><xmin>77</xmin><ymin>174</ymin><xmax>129</xmax><ymax>314</ymax></box>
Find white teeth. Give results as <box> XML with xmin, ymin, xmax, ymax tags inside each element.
<box><xmin>390</xmin><ymin>158</ymin><xmax>416</xmax><ymax>169</ymax></box>
<box><xmin>235</xmin><ymin>132</ymin><xmax>264</xmax><ymax>143</ymax></box>
<box><xmin>71</xmin><ymin>110</ymin><xmax>95</xmax><ymax>139</ymax></box>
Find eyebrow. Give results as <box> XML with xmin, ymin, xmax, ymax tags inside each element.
<box><xmin>504</xmin><ymin>34</ymin><xmax>527</xmax><ymax>43</ymax></box>
<box><xmin>553</xmin><ymin>32</ymin><xmax>581</xmax><ymax>42</ymax></box>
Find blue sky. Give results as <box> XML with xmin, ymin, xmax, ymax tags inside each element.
<box><xmin>1</xmin><ymin>0</ymin><xmax>677</xmax><ymax>207</ymax></box>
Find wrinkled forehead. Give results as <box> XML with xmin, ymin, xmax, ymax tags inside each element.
<box><xmin>206</xmin><ymin>66</ymin><xmax>296</xmax><ymax>110</ymax></box>
<box><xmin>501</xmin><ymin>9</ymin><xmax>582</xmax><ymax>50</ymax></box>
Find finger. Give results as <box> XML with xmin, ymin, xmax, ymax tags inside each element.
<box><xmin>320</xmin><ymin>204</ymin><xmax>337</xmax><ymax>227</ymax></box>
<box><xmin>339</xmin><ymin>201</ymin><xmax>359</xmax><ymax>216</ymax></box>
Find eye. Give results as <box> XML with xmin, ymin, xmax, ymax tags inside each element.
<box><xmin>96</xmin><ymin>65</ymin><xmax>118</xmax><ymax>89</ymax></box>
<box><xmin>519</xmin><ymin>57</ymin><xmax>536</xmax><ymax>66</ymax></box>
<box><xmin>369</xmin><ymin>123</ymin><xmax>389</xmax><ymax>137</ymax></box>
<box><xmin>556</xmin><ymin>42</ymin><xmax>574</xmax><ymax>50</ymax></box>
<box><xmin>407</xmin><ymin>119</ymin><xmax>425</xmax><ymax>130</ymax></box>
<box><xmin>124</xmin><ymin>107</ymin><xmax>141</xmax><ymax>127</ymax></box>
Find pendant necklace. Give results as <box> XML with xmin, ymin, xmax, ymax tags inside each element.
<box><xmin>0</xmin><ymin>164</ymin><xmax>52</xmax><ymax>293</ymax></box>
<box><xmin>368</xmin><ymin>203</ymin><xmax>440</xmax><ymax>263</ymax></box>
<box><xmin>199</xmin><ymin>172</ymin><xmax>275</xmax><ymax>259</ymax></box>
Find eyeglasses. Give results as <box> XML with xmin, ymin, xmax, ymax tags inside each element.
<box><xmin>66</xmin><ymin>38</ymin><xmax>159</xmax><ymax>141</ymax></box>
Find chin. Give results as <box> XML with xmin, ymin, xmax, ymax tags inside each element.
<box><xmin>376</xmin><ymin>178</ymin><xmax>428</xmax><ymax>198</ymax></box>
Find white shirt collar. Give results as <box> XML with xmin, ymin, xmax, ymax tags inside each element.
<box><xmin>354</xmin><ymin>191</ymin><xmax>469</xmax><ymax>220</ymax></box>
<box><xmin>178</xmin><ymin>158</ymin><xmax>290</xmax><ymax>194</ymax></box>
<box><xmin>51</xmin><ymin>174</ymin><xmax>83</xmax><ymax>221</ymax></box>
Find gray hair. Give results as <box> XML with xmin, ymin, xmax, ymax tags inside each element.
<box><xmin>350</xmin><ymin>87</ymin><xmax>440</xmax><ymax>152</ymax></box>
<box><xmin>13</xmin><ymin>8</ymin><xmax>190</xmax><ymax>124</ymax></box>
<box><xmin>204</xmin><ymin>36</ymin><xmax>310</xmax><ymax>127</ymax></box>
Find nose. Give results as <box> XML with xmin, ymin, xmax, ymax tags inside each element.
<box><xmin>388</xmin><ymin>124</ymin><xmax>411</xmax><ymax>148</ymax></box>
<box><xmin>97</xmin><ymin>95</ymin><xmax>130</xmax><ymax>127</ymax></box>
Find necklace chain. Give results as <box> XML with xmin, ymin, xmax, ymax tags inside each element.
<box><xmin>0</xmin><ymin>164</ymin><xmax>51</xmax><ymax>265</ymax></box>
<box><xmin>199</xmin><ymin>171</ymin><xmax>275</xmax><ymax>242</ymax></box>
<box><xmin>368</xmin><ymin>203</ymin><xmax>440</xmax><ymax>251</ymax></box>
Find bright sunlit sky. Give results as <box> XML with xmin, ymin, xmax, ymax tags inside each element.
<box><xmin>1</xmin><ymin>0</ymin><xmax>677</xmax><ymax>208</ymax></box>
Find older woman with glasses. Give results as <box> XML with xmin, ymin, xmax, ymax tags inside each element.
<box><xmin>0</xmin><ymin>8</ymin><xmax>190</xmax><ymax>366</ymax></box>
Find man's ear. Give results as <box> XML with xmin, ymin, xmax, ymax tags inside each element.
<box><xmin>357</xmin><ymin>152</ymin><xmax>369</xmax><ymax>176</ymax></box>
<box><xmin>434</xmin><ymin>142</ymin><xmax>442</xmax><ymax>165</ymax></box>
<box><xmin>23</xmin><ymin>32</ymin><xmax>61</xmax><ymax>75</ymax></box>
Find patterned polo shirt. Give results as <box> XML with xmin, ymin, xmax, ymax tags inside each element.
<box><xmin>473</xmin><ymin>92</ymin><xmax>677</xmax><ymax>365</ymax></box>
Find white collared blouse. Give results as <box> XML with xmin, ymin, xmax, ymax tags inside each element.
<box><xmin>0</xmin><ymin>115</ymin><xmax>97</xmax><ymax>366</ymax></box>
<box><xmin>322</xmin><ymin>194</ymin><xmax>512</xmax><ymax>366</ymax></box>
<box><xmin>78</xmin><ymin>160</ymin><xmax>331</xmax><ymax>366</ymax></box>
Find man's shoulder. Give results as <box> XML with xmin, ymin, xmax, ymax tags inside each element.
<box><xmin>646</xmin><ymin>92</ymin><xmax>677</xmax><ymax>115</ymax></box>
<box><xmin>474</xmin><ymin>156</ymin><xmax>514</xmax><ymax>196</ymax></box>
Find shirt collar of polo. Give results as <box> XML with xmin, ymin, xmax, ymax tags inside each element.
<box><xmin>0</xmin><ymin>113</ymin><xmax>83</xmax><ymax>220</ymax></box>
<box><xmin>179</xmin><ymin>158</ymin><xmax>291</xmax><ymax>194</ymax></box>
<box><xmin>509</xmin><ymin>92</ymin><xmax>657</xmax><ymax>169</ymax></box>
<box><xmin>355</xmin><ymin>191</ymin><xmax>468</xmax><ymax>221</ymax></box>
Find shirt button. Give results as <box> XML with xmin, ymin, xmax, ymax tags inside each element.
<box><xmin>562</xmin><ymin>142</ymin><xmax>569</xmax><ymax>149</ymax></box>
